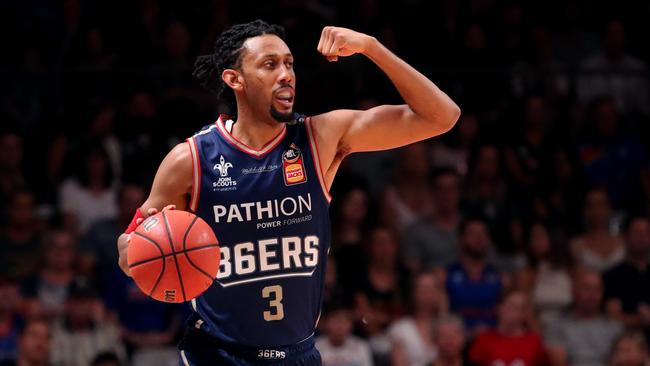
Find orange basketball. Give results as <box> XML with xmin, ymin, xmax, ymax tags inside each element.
<box><xmin>127</xmin><ymin>210</ymin><xmax>220</xmax><ymax>303</ymax></box>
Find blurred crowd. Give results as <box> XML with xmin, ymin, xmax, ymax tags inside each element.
<box><xmin>2</xmin><ymin>0</ymin><xmax>650</xmax><ymax>365</ymax></box>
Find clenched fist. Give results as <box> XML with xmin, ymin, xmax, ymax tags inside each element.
<box><xmin>317</xmin><ymin>26</ymin><xmax>376</xmax><ymax>62</ymax></box>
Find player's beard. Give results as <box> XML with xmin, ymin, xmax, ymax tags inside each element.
<box><xmin>270</xmin><ymin>106</ymin><xmax>294</xmax><ymax>123</ymax></box>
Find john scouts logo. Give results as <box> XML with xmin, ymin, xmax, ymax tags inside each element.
<box><xmin>282</xmin><ymin>144</ymin><xmax>307</xmax><ymax>186</ymax></box>
<box><xmin>214</xmin><ymin>155</ymin><xmax>233</xmax><ymax>177</ymax></box>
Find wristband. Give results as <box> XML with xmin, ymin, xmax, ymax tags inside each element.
<box><xmin>125</xmin><ymin>208</ymin><xmax>146</xmax><ymax>234</ymax></box>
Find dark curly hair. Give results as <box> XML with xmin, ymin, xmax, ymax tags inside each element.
<box><xmin>193</xmin><ymin>20</ymin><xmax>286</xmax><ymax>114</ymax></box>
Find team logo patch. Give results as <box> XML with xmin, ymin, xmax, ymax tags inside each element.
<box><xmin>282</xmin><ymin>144</ymin><xmax>307</xmax><ymax>186</ymax></box>
<box><xmin>212</xmin><ymin>155</ymin><xmax>238</xmax><ymax>191</ymax></box>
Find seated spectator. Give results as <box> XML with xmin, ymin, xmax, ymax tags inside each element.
<box><xmin>441</xmin><ymin>218</ymin><xmax>504</xmax><ymax>333</ymax></box>
<box><xmin>59</xmin><ymin>144</ymin><xmax>117</xmax><ymax>236</ymax></box>
<box><xmin>545</xmin><ymin>268</ymin><xmax>623</xmax><ymax>366</ymax></box>
<box><xmin>431</xmin><ymin>316</ymin><xmax>468</xmax><ymax>366</ymax></box>
<box><xmin>332</xmin><ymin>186</ymin><xmax>372</xmax><ymax>291</ymax></box>
<box><xmin>0</xmin><ymin>318</ymin><xmax>50</xmax><ymax>366</ymax></box>
<box><xmin>403</xmin><ymin>168</ymin><xmax>462</xmax><ymax>272</ymax></box>
<box><xmin>79</xmin><ymin>184</ymin><xmax>145</xmax><ymax>277</ymax></box>
<box><xmin>603</xmin><ymin>216</ymin><xmax>650</xmax><ymax>332</ymax></box>
<box><xmin>429</xmin><ymin>112</ymin><xmax>479</xmax><ymax>176</ymax></box>
<box><xmin>0</xmin><ymin>190</ymin><xmax>41</xmax><ymax>280</ymax></box>
<box><xmin>389</xmin><ymin>272</ymin><xmax>448</xmax><ymax>366</ymax></box>
<box><xmin>91</xmin><ymin>352</ymin><xmax>121</xmax><ymax>366</ymax></box>
<box><xmin>316</xmin><ymin>306</ymin><xmax>374</xmax><ymax>366</ymax></box>
<box><xmin>469</xmin><ymin>290</ymin><xmax>547</xmax><ymax>366</ymax></box>
<box><xmin>516</xmin><ymin>222</ymin><xmax>572</xmax><ymax>328</ymax></box>
<box><xmin>571</xmin><ymin>188</ymin><xmax>625</xmax><ymax>273</ymax></box>
<box><xmin>50</xmin><ymin>280</ymin><xmax>126</xmax><ymax>366</ymax></box>
<box><xmin>577</xmin><ymin>20</ymin><xmax>649</xmax><ymax>115</ymax></box>
<box><xmin>0</xmin><ymin>278</ymin><xmax>22</xmax><ymax>363</ymax></box>
<box><xmin>0</xmin><ymin>132</ymin><xmax>27</xmax><ymax>206</ymax></box>
<box><xmin>354</xmin><ymin>227</ymin><xmax>410</xmax><ymax>364</ymax></box>
<box><xmin>21</xmin><ymin>230</ymin><xmax>77</xmax><ymax>320</ymax></box>
<box><xmin>608</xmin><ymin>332</ymin><xmax>649</xmax><ymax>366</ymax></box>
<box><xmin>380</xmin><ymin>143</ymin><xmax>434</xmax><ymax>233</ymax></box>
<box><xmin>102</xmin><ymin>269</ymin><xmax>181</xmax><ymax>361</ymax></box>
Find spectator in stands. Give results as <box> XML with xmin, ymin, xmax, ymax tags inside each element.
<box><xmin>603</xmin><ymin>216</ymin><xmax>650</xmax><ymax>331</ymax></box>
<box><xmin>316</xmin><ymin>306</ymin><xmax>374</xmax><ymax>366</ymax></box>
<box><xmin>355</xmin><ymin>227</ymin><xmax>410</xmax><ymax>318</ymax></box>
<box><xmin>545</xmin><ymin>268</ymin><xmax>623</xmax><ymax>366</ymax></box>
<box><xmin>50</xmin><ymin>280</ymin><xmax>126</xmax><ymax>366</ymax></box>
<box><xmin>442</xmin><ymin>218</ymin><xmax>504</xmax><ymax>333</ymax></box>
<box><xmin>608</xmin><ymin>332</ymin><xmax>649</xmax><ymax>366</ymax></box>
<box><xmin>432</xmin><ymin>315</ymin><xmax>468</xmax><ymax>366</ymax></box>
<box><xmin>577</xmin><ymin>97</ymin><xmax>646</xmax><ymax>210</ymax></box>
<box><xmin>0</xmin><ymin>318</ymin><xmax>50</xmax><ymax>366</ymax></box>
<box><xmin>59</xmin><ymin>144</ymin><xmax>117</xmax><ymax>236</ymax></box>
<box><xmin>332</xmin><ymin>186</ymin><xmax>372</xmax><ymax>290</ymax></box>
<box><xmin>0</xmin><ymin>190</ymin><xmax>41</xmax><ymax>280</ymax></box>
<box><xmin>403</xmin><ymin>168</ymin><xmax>462</xmax><ymax>272</ymax></box>
<box><xmin>91</xmin><ymin>352</ymin><xmax>121</xmax><ymax>366</ymax></box>
<box><xmin>388</xmin><ymin>272</ymin><xmax>447</xmax><ymax>366</ymax></box>
<box><xmin>430</xmin><ymin>112</ymin><xmax>480</xmax><ymax>176</ymax></box>
<box><xmin>570</xmin><ymin>188</ymin><xmax>625</xmax><ymax>272</ymax></box>
<box><xmin>102</xmin><ymin>269</ymin><xmax>181</xmax><ymax>362</ymax></box>
<box><xmin>463</xmin><ymin>144</ymin><xmax>511</xmax><ymax>250</ymax></box>
<box><xmin>80</xmin><ymin>184</ymin><xmax>145</xmax><ymax>277</ymax></box>
<box><xmin>354</xmin><ymin>227</ymin><xmax>409</xmax><ymax>364</ymax></box>
<box><xmin>577</xmin><ymin>20</ymin><xmax>649</xmax><ymax>115</ymax></box>
<box><xmin>516</xmin><ymin>222</ymin><xmax>572</xmax><ymax>328</ymax></box>
<box><xmin>380</xmin><ymin>143</ymin><xmax>434</xmax><ymax>233</ymax></box>
<box><xmin>469</xmin><ymin>290</ymin><xmax>547</xmax><ymax>366</ymax></box>
<box><xmin>0</xmin><ymin>278</ymin><xmax>22</xmax><ymax>363</ymax></box>
<box><xmin>21</xmin><ymin>230</ymin><xmax>77</xmax><ymax>320</ymax></box>
<box><xmin>0</xmin><ymin>132</ymin><xmax>27</xmax><ymax>206</ymax></box>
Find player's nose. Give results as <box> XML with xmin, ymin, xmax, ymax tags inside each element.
<box><xmin>278</xmin><ymin>64</ymin><xmax>294</xmax><ymax>84</ymax></box>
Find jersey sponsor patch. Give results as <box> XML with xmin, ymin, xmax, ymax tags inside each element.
<box><xmin>212</xmin><ymin>155</ymin><xmax>238</xmax><ymax>191</ymax></box>
<box><xmin>282</xmin><ymin>144</ymin><xmax>307</xmax><ymax>186</ymax></box>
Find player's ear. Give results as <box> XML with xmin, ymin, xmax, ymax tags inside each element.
<box><xmin>222</xmin><ymin>69</ymin><xmax>244</xmax><ymax>91</ymax></box>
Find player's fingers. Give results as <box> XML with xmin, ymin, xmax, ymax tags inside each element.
<box><xmin>326</xmin><ymin>34</ymin><xmax>345</xmax><ymax>62</ymax></box>
<box><xmin>135</xmin><ymin>218</ymin><xmax>144</xmax><ymax>225</ymax></box>
<box><xmin>162</xmin><ymin>204</ymin><xmax>176</xmax><ymax>211</ymax></box>
<box><xmin>147</xmin><ymin>207</ymin><xmax>158</xmax><ymax>216</ymax></box>
<box><xmin>316</xmin><ymin>26</ymin><xmax>328</xmax><ymax>53</ymax></box>
<box><xmin>321</xmin><ymin>31</ymin><xmax>336</xmax><ymax>57</ymax></box>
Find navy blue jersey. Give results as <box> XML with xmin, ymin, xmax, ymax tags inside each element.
<box><xmin>185</xmin><ymin>115</ymin><xmax>331</xmax><ymax>347</ymax></box>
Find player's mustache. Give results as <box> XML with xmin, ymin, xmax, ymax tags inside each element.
<box><xmin>273</xmin><ymin>84</ymin><xmax>294</xmax><ymax>93</ymax></box>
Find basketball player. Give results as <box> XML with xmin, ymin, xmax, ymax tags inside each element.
<box><xmin>117</xmin><ymin>20</ymin><xmax>460</xmax><ymax>365</ymax></box>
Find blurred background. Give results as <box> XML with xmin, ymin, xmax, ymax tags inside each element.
<box><xmin>1</xmin><ymin>0</ymin><xmax>650</xmax><ymax>365</ymax></box>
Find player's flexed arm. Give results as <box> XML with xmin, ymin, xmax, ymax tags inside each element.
<box><xmin>312</xmin><ymin>26</ymin><xmax>461</xmax><ymax>187</ymax></box>
<box><xmin>116</xmin><ymin>143</ymin><xmax>193</xmax><ymax>276</ymax></box>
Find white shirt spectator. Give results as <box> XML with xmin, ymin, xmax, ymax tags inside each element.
<box><xmin>59</xmin><ymin>179</ymin><xmax>117</xmax><ymax>234</ymax></box>
<box><xmin>316</xmin><ymin>334</ymin><xmax>374</xmax><ymax>366</ymax></box>
<box><xmin>388</xmin><ymin>318</ymin><xmax>437</xmax><ymax>366</ymax></box>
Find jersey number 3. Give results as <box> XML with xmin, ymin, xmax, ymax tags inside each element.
<box><xmin>262</xmin><ymin>285</ymin><xmax>284</xmax><ymax>321</ymax></box>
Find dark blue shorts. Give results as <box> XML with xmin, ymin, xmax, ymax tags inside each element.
<box><xmin>178</xmin><ymin>327</ymin><xmax>321</xmax><ymax>366</ymax></box>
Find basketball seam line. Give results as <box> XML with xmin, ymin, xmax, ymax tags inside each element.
<box><xmin>127</xmin><ymin>243</ymin><xmax>219</xmax><ymax>268</ymax></box>
<box><xmin>132</xmin><ymin>231</ymin><xmax>166</xmax><ymax>297</ymax></box>
<box><xmin>163</xmin><ymin>211</ymin><xmax>187</xmax><ymax>302</ymax></box>
<box><xmin>182</xmin><ymin>216</ymin><xmax>217</xmax><ymax>282</ymax></box>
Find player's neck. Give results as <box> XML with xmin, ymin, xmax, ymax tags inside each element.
<box><xmin>232</xmin><ymin>108</ymin><xmax>285</xmax><ymax>150</ymax></box>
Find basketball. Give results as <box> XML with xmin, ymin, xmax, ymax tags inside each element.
<box><xmin>127</xmin><ymin>210</ymin><xmax>220</xmax><ymax>303</ymax></box>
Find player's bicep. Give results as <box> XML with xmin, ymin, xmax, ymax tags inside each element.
<box><xmin>141</xmin><ymin>142</ymin><xmax>193</xmax><ymax>212</ymax></box>
<box><xmin>342</xmin><ymin>104</ymin><xmax>450</xmax><ymax>153</ymax></box>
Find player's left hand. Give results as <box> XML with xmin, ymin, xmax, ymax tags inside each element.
<box><xmin>317</xmin><ymin>26</ymin><xmax>375</xmax><ymax>62</ymax></box>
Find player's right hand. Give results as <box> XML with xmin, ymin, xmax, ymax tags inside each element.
<box><xmin>117</xmin><ymin>205</ymin><xmax>176</xmax><ymax>277</ymax></box>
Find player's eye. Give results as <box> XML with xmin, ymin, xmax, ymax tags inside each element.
<box><xmin>264</xmin><ymin>61</ymin><xmax>276</xmax><ymax>69</ymax></box>
<box><xmin>285</xmin><ymin>60</ymin><xmax>294</xmax><ymax>68</ymax></box>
